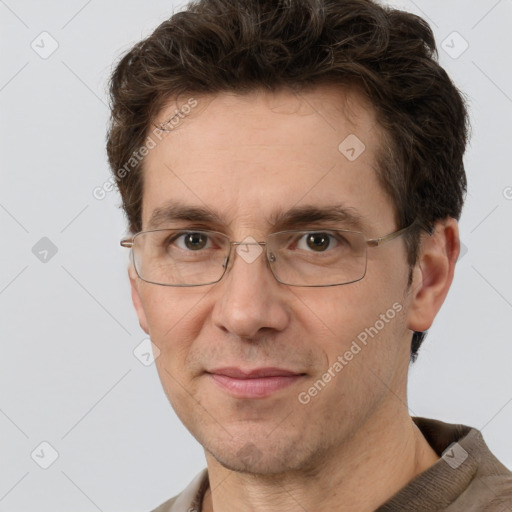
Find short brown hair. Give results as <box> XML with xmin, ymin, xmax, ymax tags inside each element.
<box><xmin>106</xmin><ymin>0</ymin><xmax>469</xmax><ymax>360</ymax></box>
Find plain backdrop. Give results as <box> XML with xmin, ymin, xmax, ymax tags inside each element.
<box><xmin>1</xmin><ymin>0</ymin><xmax>511</xmax><ymax>510</ymax></box>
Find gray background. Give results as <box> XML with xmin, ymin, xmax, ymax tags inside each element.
<box><xmin>1</xmin><ymin>0</ymin><xmax>511</xmax><ymax>510</ymax></box>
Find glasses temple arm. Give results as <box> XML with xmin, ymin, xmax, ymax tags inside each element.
<box><xmin>366</xmin><ymin>220</ymin><xmax>431</xmax><ymax>247</ymax></box>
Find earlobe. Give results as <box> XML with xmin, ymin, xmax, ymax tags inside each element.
<box><xmin>406</xmin><ymin>218</ymin><xmax>460</xmax><ymax>333</ymax></box>
<box><xmin>129</xmin><ymin>266</ymin><xmax>150</xmax><ymax>334</ymax></box>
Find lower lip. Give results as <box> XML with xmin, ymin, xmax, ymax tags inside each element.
<box><xmin>209</xmin><ymin>374</ymin><xmax>304</xmax><ymax>398</ymax></box>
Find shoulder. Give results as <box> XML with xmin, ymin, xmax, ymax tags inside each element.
<box><xmin>150</xmin><ymin>495</ymin><xmax>178</xmax><ymax>512</ymax></box>
<box><xmin>147</xmin><ymin>469</ymin><xmax>208</xmax><ymax>512</ymax></box>
<box><xmin>418</xmin><ymin>417</ymin><xmax>512</xmax><ymax>510</ymax></box>
<box><xmin>379</xmin><ymin>417</ymin><xmax>512</xmax><ymax>511</ymax></box>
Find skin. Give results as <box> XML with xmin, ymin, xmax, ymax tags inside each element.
<box><xmin>129</xmin><ymin>85</ymin><xmax>460</xmax><ymax>511</ymax></box>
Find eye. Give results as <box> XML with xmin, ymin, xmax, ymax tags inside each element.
<box><xmin>170</xmin><ymin>232</ymin><xmax>212</xmax><ymax>251</ymax></box>
<box><xmin>295</xmin><ymin>232</ymin><xmax>339</xmax><ymax>252</ymax></box>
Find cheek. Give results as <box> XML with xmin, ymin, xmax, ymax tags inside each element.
<box><xmin>297</xmin><ymin>280</ymin><xmax>388</xmax><ymax>340</ymax></box>
<box><xmin>302</xmin><ymin>292</ymin><xmax>407</xmax><ymax>416</ymax></box>
<box><xmin>144</xmin><ymin>290</ymin><xmax>211</xmax><ymax>413</ymax></box>
<box><xmin>140</xmin><ymin>288</ymin><xmax>209</xmax><ymax>356</ymax></box>
<box><xmin>301</xmin><ymin>276</ymin><xmax>407</xmax><ymax>373</ymax></box>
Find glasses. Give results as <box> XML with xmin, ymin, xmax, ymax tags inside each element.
<box><xmin>120</xmin><ymin>222</ymin><xmax>417</xmax><ymax>287</ymax></box>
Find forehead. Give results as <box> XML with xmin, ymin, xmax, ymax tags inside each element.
<box><xmin>141</xmin><ymin>85</ymin><xmax>394</xmax><ymax>235</ymax></box>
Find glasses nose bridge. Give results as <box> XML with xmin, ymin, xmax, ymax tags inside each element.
<box><xmin>221</xmin><ymin>239</ymin><xmax>271</xmax><ymax>276</ymax></box>
<box><xmin>228</xmin><ymin>239</ymin><xmax>268</xmax><ymax>257</ymax></box>
<box><xmin>230</xmin><ymin>240</ymin><xmax>267</xmax><ymax>247</ymax></box>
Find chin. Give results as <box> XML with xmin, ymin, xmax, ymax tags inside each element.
<box><xmin>211</xmin><ymin>447</ymin><xmax>298</xmax><ymax>475</ymax></box>
<box><xmin>203</xmin><ymin>429</ymin><xmax>323</xmax><ymax>476</ymax></box>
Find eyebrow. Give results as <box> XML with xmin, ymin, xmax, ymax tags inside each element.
<box><xmin>146</xmin><ymin>200</ymin><xmax>367</xmax><ymax>232</ymax></box>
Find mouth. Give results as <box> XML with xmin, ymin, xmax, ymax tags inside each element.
<box><xmin>206</xmin><ymin>367</ymin><xmax>306</xmax><ymax>398</ymax></box>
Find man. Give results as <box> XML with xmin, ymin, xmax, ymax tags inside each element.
<box><xmin>106</xmin><ymin>0</ymin><xmax>512</xmax><ymax>510</ymax></box>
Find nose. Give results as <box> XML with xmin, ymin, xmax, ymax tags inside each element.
<box><xmin>210</xmin><ymin>240</ymin><xmax>291</xmax><ymax>340</ymax></box>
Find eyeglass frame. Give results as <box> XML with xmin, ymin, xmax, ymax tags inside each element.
<box><xmin>120</xmin><ymin>219</ymin><xmax>423</xmax><ymax>288</ymax></box>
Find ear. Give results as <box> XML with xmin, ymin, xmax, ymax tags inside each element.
<box><xmin>129</xmin><ymin>265</ymin><xmax>150</xmax><ymax>334</ymax></box>
<box><xmin>406</xmin><ymin>218</ymin><xmax>460</xmax><ymax>332</ymax></box>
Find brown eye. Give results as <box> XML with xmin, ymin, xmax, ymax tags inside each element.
<box><xmin>167</xmin><ymin>232</ymin><xmax>212</xmax><ymax>251</ymax></box>
<box><xmin>183</xmin><ymin>232</ymin><xmax>208</xmax><ymax>250</ymax></box>
<box><xmin>305</xmin><ymin>233</ymin><xmax>330</xmax><ymax>252</ymax></box>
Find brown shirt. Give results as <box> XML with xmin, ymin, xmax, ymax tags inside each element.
<box><xmin>150</xmin><ymin>417</ymin><xmax>512</xmax><ymax>511</ymax></box>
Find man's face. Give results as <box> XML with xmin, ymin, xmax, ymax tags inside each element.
<box><xmin>131</xmin><ymin>85</ymin><xmax>416</xmax><ymax>473</ymax></box>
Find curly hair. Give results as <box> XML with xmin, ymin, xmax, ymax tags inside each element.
<box><xmin>106</xmin><ymin>0</ymin><xmax>469</xmax><ymax>360</ymax></box>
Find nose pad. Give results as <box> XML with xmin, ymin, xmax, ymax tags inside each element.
<box><xmin>221</xmin><ymin>245</ymin><xmax>271</xmax><ymax>276</ymax></box>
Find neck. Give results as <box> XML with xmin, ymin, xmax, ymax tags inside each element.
<box><xmin>202</xmin><ymin>410</ymin><xmax>439</xmax><ymax>512</ymax></box>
